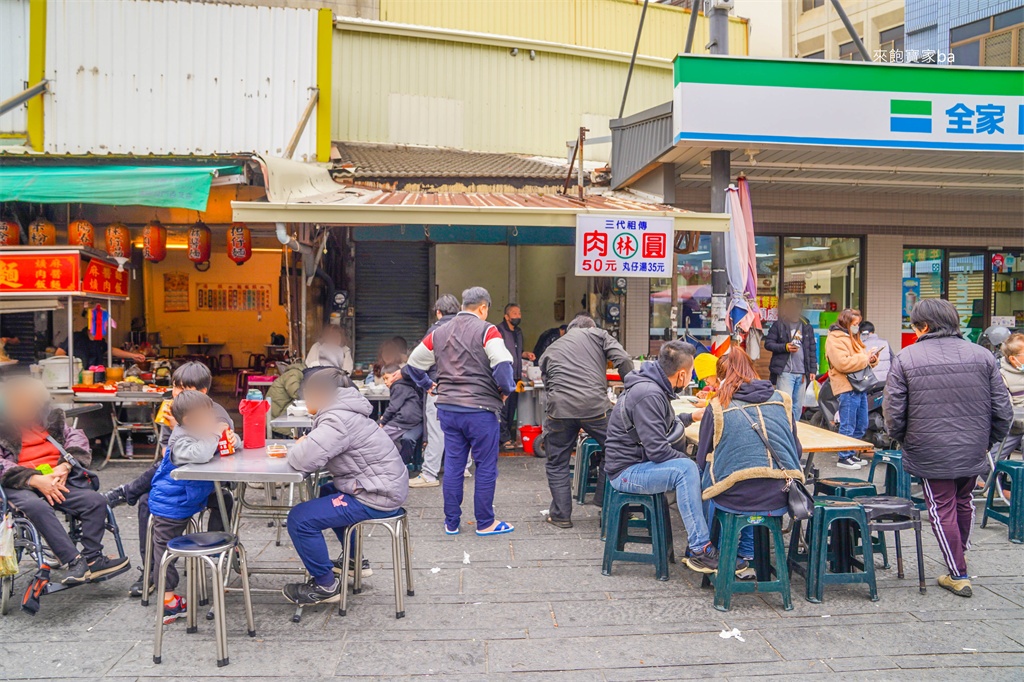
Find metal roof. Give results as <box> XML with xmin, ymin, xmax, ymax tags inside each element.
<box><xmin>610</xmin><ymin>102</ymin><xmax>674</xmax><ymax>190</ymax></box>
<box><xmin>331</xmin><ymin>142</ymin><xmax>567</xmax><ymax>180</ymax></box>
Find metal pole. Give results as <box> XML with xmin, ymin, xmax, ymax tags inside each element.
<box><xmin>618</xmin><ymin>0</ymin><xmax>650</xmax><ymax>119</ymax></box>
<box><xmin>67</xmin><ymin>296</ymin><xmax>74</xmax><ymax>388</ymax></box>
<box><xmin>107</xmin><ymin>298</ymin><xmax>113</xmax><ymax>367</ymax></box>
<box><xmin>709</xmin><ymin>3</ymin><xmax>730</xmax><ymax>354</ymax></box>
<box><xmin>300</xmin><ymin>258</ymin><xmax>308</xmax><ymax>357</ymax></box>
<box><xmin>829</xmin><ymin>0</ymin><xmax>871</xmax><ymax>61</ymax></box>
<box><xmin>683</xmin><ymin>0</ymin><xmax>700</xmax><ymax>54</ymax></box>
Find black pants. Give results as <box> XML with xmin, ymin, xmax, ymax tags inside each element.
<box><xmin>125</xmin><ymin>462</ymin><xmax>232</xmax><ymax>564</ymax></box>
<box><xmin>543</xmin><ymin>414</ymin><xmax>609</xmax><ymax>521</ymax></box>
<box><xmin>500</xmin><ymin>392</ymin><xmax>520</xmax><ymax>444</ymax></box>
<box><xmin>3</xmin><ymin>485</ymin><xmax>108</xmax><ymax>565</ymax></box>
<box><xmin>147</xmin><ymin>515</ymin><xmax>191</xmax><ymax>592</ymax></box>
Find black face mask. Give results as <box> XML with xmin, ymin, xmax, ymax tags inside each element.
<box><xmin>509</xmin><ymin>317</ymin><xmax>522</xmax><ymax>328</ymax></box>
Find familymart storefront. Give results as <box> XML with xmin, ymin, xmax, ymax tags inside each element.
<box><xmin>614</xmin><ymin>55</ymin><xmax>1023</xmax><ymax>356</ymax></box>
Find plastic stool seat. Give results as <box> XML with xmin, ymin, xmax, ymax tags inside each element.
<box><xmin>788</xmin><ymin>498</ymin><xmax>879</xmax><ymax>604</ymax></box>
<box><xmin>703</xmin><ymin>509</ymin><xmax>792</xmax><ymax>612</ymax></box>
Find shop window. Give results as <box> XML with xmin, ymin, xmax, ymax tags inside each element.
<box><xmin>803</xmin><ymin>50</ymin><xmax>825</xmax><ymax>59</ymax></box>
<box><xmin>901</xmin><ymin>248</ymin><xmax>946</xmax><ymax>333</ymax></box>
<box><xmin>950</xmin><ymin>8</ymin><xmax>1024</xmax><ymax>66</ymax></box>
<box><xmin>782</xmin><ymin>237</ymin><xmax>860</xmax><ymax>332</ymax></box>
<box><xmin>649</xmin><ymin>236</ymin><xmax>779</xmax><ymax>351</ymax></box>
<box><xmin>878</xmin><ymin>25</ymin><xmax>905</xmax><ymax>59</ymax></box>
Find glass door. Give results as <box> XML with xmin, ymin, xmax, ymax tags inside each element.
<box><xmin>948</xmin><ymin>251</ymin><xmax>987</xmax><ymax>342</ymax></box>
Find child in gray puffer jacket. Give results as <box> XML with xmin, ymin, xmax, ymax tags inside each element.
<box><xmin>282</xmin><ymin>369</ymin><xmax>409</xmax><ymax>607</ymax></box>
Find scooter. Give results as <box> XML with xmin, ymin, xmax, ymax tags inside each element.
<box><xmin>807</xmin><ymin>376</ymin><xmax>892</xmax><ymax>449</ymax></box>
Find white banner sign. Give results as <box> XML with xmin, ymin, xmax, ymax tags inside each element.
<box><xmin>574</xmin><ymin>215</ymin><xmax>674</xmax><ymax>277</ymax></box>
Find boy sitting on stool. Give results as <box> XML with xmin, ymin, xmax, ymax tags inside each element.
<box><xmin>147</xmin><ymin>390</ymin><xmax>229</xmax><ymax>623</ymax></box>
<box><xmin>379</xmin><ymin>363</ymin><xmax>425</xmax><ymax>467</ymax></box>
<box><xmin>282</xmin><ymin>369</ymin><xmax>409</xmax><ymax>607</ymax></box>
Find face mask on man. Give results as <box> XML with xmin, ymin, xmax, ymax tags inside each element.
<box><xmin>509</xmin><ymin>317</ymin><xmax>522</xmax><ymax>328</ymax></box>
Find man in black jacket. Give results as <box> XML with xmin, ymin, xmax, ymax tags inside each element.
<box><xmin>496</xmin><ymin>303</ymin><xmax>535</xmax><ymax>448</ymax></box>
<box><xmin>603</xmin><ymin>341</ymin><xmax>719</xmax><ymax>574</ymax></box>
<box><xmin>539</xmin><ymin>314</ymin><xmax>633</xmax><ymax>527</ymax></box>
<box><xmin>884</xmin><ymin>299</ymin><xmax>1012</xmax><ymax>598</ymax></box>
<box><xmin>764</xmin><ymin>298</ymin><xmax>817</xmax><ymax>424</ymax></box>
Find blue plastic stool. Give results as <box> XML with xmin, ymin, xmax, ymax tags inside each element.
<box><xmin>601</xmin><ymin>487</ymin><xmax>675</xmax><ymax>581</ymax></box>
<box><xmin>573</xmin><ymin>438</ymin><xmax>602</xmax><ymax>503</ymax></box>
<box><xmin>867</xmin><ymin>450</ymin><xmax>913</xmax><ymax>499</ymax></box>
<box><xmin>788</xmin><ymin>497</ymin><xmax>878</xmax><ymax>604</ymax></box>
<box><xmin>982</xmin><ymin>460</ymin><xmax>1024</xmax><ymax>544</ymax></box>
<box><xmin>703</xmin><ymin>509</ymin><xmax>792</xmax><ymax>612</ymax></box>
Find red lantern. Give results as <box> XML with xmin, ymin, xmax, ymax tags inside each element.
<box><xmin>68</xmin><ymin>219</ymin><xmax>95</xmax><ymax>248</ymax></box>
<box><xmin>28</xmin><ymin>217</ymin><xmax>56</xmax><ymax>246</ymax></box>
<box><xmin>105</xmin><ymin>222</ymin><xmax>131</xmax><ymax>258</ymax></box>
<box><xmin>142</xmin><ymin>220</ymin><xmax>167</xmax><ymax>262</ymax></box>
<box><xmin>227</xmin><ymin>222</ymin><xmax>252</xmax><ymax>265</ymax></box>
<box><xmin>188</xmin><ymin>221</ymin><xmax>212</xmax><ymax>267</ymax></box>
<box><xmin>0</xmin><ymin>220</ymin><xmax>20</xmax><ymax>246</ymax></box>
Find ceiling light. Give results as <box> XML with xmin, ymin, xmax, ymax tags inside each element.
<box><xmin>792</xmin><ymin>245</ymin><xmax>830</xmax><ymax>252</ymax></box>
<box><xmin>687</xmin><ymin>250</ymin><xmax>709</xmax><ymax>255</ymax></box>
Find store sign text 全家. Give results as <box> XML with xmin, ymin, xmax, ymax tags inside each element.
<box><xmin>574</xmin><ymin>215</ymin><xmax>674</xmax><ymax>278</ymax></box>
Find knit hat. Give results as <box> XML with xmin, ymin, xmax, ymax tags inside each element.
<box><xmin>692</xmin><ymin>353</ymin><xmax>718</xmax><ymax>382</ymax></box>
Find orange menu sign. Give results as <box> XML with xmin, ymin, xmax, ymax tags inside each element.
<box><xmin>82</xmin><ymin>258</ymin><xmax>129</xmax><ymax>297</ymax></box>
<box><xmin>0</xmin><ymin>253</ymin><xmax>79</xmax><ymax>293</ymax></box>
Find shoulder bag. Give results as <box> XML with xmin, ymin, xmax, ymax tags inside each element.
<box><xmin>737</xmin><ymin>406</ymin><xmax>813</xmax><ymax>520</ymax></box>
<box><xmin>846</xmin><ymin>364</ymin><xmax>878</xmax><ymax>393</ymax></box>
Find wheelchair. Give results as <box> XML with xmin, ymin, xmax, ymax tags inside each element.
<box><xmin>1</xmin><ymin>486</ymin><xmax>130</xmax><ymax>616</ymax></box>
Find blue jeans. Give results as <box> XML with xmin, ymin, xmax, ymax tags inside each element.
<box><xmin>438</xmin><ymin>408</ymin><xmax>501</xmax><ymax>529</ymax></box>
<box><xmin>287</xmin><ymin>483</ymin><xmax>400</xmax><ymax>584</ymax></box>
<box><xmin>775</xmin><ymin>372</ymin><xmax>805</xmax><ymax>424</ymax></box>
<box><xmin>837</xmin><ymin>390</ymin><xmax>868</xmax><ymax>460</ymax></box>
<box><xmin>609</xmin><ymin>458</ymin><xmax>709</xmax><ymax>551</ymax></box>
<box><xmin>705</xmin><ymin>499</ymin><xmax>789</xmax><ymax>559</ymax></box>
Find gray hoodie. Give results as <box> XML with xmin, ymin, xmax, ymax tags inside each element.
<box><xmin>286</xmin><ymin>387</ymin><xmax>409</xmax><ymax>511</ymax></box>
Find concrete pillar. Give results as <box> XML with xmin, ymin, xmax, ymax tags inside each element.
<box><xmin>865</xmin><ymin>234</ymin><xmax>904</xmax><ymax>350</ymax></box>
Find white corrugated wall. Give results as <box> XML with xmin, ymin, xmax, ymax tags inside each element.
<box><xmin>44</xmin><ymin>0</ymin><xmax>318</xmax><ymax>158</ymax></box>
<box><xmin>0</xmin><ymin>0</ymin><xmax>30</xmax><ymax>135</ymax></box>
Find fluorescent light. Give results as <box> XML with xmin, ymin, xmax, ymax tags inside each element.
<box><xmin>687</xmin><ymin>250</ymin><xmax>709</xmax><ymax>256</ymax></box>
<box><xmin>755</xmin><ymin>252</ymin><xmax>775</xmax><ymax>257</ymax></box>
<box><xmin>792</xmin><ymin>245</ymin><xmax>830</xmax><ymax>252</ymax></box>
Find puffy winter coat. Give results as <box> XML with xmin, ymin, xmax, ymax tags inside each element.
<box><xmin>287</xmin><ymin>387</ymin><xmax>409</xmax><ymax>511</ymax></box>
<box><xmin>0</xmin><ymin>409</ymin><xmax>92</xmax><ymax>489</ymax></box>
<box><xmin>825</xmin><ymin>328</ymin><xmax>876</xmax><ymax>395</ymax></box>
<box><xmin>884</xmin><ymin>331</ymin><xmax>1012</xmax><ymax>479</ymax></box>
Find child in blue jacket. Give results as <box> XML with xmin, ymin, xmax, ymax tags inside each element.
<box><xmin>147</xmin><ymin>390</ymin><xmax>227</xmax><ymax>623</ymax></box>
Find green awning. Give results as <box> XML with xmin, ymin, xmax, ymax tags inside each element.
<box><xmin>0</xmin><ymin>165</ymin><xmax>242</xmax><ymax>210</ymax></box>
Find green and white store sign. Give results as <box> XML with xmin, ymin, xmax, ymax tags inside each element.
<box><xmin>673</xmin><ymin>56</ymin><xmax>1023</xmax><ymax>152</ymax></box>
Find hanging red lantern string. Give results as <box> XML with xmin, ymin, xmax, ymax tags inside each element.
<box><xmin>227</xmin><ymin>222</ymin><xmax>252</xmax><ymax>265</ymax></box>
<box><xmin>142</xmin><ymin>220</ymin><xmax>167</xmax><ymax>262</ymax></box>
<box><xmin>188</xmin><ymin>221</ymin><xmax>212</xmax><ymax>271</ymax></box>
<box><xmin>68</xmin><ymin>219</ymin><xmax>95</xmax><ymax>248</ymax></box>
<box><xmin>105</xmin><ymin>222</ymin><xmax>131</xmax><ymax>258</ymax></box>
<box><xmin>0</xmin><ymin>220</ymin><xmax>20</xmax><ymax>246</ymax></box>
<box><xmin>28</xmin><ymin>217</ymin><xmax>57</xmax><ymax>246</ymax></box>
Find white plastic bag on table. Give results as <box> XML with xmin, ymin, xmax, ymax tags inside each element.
<box><xmin>0</xmin><ymin>513</ymin><xmax>17</xmax><ymax>577</ymax></box>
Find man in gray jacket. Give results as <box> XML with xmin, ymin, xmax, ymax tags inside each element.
<box><xmin>282</xmin><ymin>369</ymin><xmax>409</xmax><ymax>606</ymax></box>
<box><xmin>539</xmin><ymin>313</ymin><xmax>633</xmax><ymax>527</ymax></box>
<box><xmin>885</xmin><ymin>298</ymin><xmax>1012</xmax><ymax>598</ymax></box>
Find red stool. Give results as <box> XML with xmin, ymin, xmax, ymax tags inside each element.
<box><xmin>235</xmin><ymin>370</ymin><xmax>257</xmax><ymax>397</ymax></box>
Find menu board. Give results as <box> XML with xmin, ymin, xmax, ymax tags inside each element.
<box><xmin>163</xmin><ymin>272</ymin><xmax>190</xmax><ymax>312</ymax></box>
<box><xmin>196</xmin><ymin>283</ymin><xmax>271</xmax><ymax>312</ymax></box>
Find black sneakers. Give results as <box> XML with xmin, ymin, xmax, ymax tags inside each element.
<box><xmin>685</xmin><ymin>544</ymin><xmax>721</xmax><ymax>574</ymax></box>
<box><xmin>128</xmin><ymin>567</ymin><xmax>153</xmax><ymax>598</ymax></box>
<box><xmin>62</xmin><ymin>554</ymin><xmax>130</xmax><ymax>585</ymax></box>
<box><xmin>103</xmin><ymin>485</ymin><xmax>129</xmax><ymax>509</ymax></box>
<box><xmin>62</xmin><ymin>555</ymin><xmax>90</xmax><ymax>585</ymax></box>
<box><xmin>282</xmin><ymin>577</ymin><xmax>342</xmax><ymax>605</ymax></box>
<box><xmin>333</xmin><ymin>557</ymin><xmax>372</xmax><ymax>578</ymax></box>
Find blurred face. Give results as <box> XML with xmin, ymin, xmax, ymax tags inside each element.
<box><xmin>3</xmin><ymin>381</ymin><xmax>48</xmax><ymax>426</ymax></box>
<box><xmin>181</xmin><ymin>405</ymin><xmax>217</xmax><ymax>434</ymax></box>
<box><xmin>304</xmin><ymin>386</ymin><xmax>329</xmax><ymax>416</ymax></box>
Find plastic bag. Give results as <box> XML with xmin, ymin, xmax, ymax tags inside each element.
<box><xmin>1</xmin><ymin>513</ymin><xmax>18</xmax><ymax>577</ymax></box>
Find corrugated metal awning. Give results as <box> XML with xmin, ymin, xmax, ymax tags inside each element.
<box><xmin>235</xmin><ymin>155</ymin><xmax>729</xmax><ymax>232</ymax></box>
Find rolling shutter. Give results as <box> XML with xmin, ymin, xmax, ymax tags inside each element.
<box><xmin>353</xmin><ymin>241</ymin><xmax>430</xmax><ymax>365</ymax></box>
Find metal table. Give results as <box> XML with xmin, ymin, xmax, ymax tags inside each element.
<box><xmin>270</xmin><ymin>414</ymin><xmax>314</xmax><ymax>430</ymax></box>
<box><xmin>74</xmin><ymin>391</ymin><xmax>168</xmax><ymax>468</ymax></box>
<box><xmin>171</xmin><ymin>441</ymin><xmax>315</xmax><ymax>620</ymax></box>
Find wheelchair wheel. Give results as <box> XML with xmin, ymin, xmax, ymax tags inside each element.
<box><xmin>0</xmin><ymin>575</ymin><xmax>12</xmax><ymax>616</ymax></box>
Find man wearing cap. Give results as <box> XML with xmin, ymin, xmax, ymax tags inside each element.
<box><xmin>538</xmin><ymin>313</ymin><xmax>633</xmax><ymax>528</ymax></box>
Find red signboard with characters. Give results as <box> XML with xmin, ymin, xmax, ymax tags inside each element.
<box><xmin>0</xmin><ymin>253</ymin><xmax>80</xmax><ymax>293</ymax></box>
<box><xmin>82</xmin><ymin>258</ymin><xmax>129</xmax><ymax>297</ymax></box>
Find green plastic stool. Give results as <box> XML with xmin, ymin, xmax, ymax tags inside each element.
<box><xmin>573</xmin><ymin>438</ymin><xmax>601</xmax><ymax>503</ymax></box>
<box><xmin>867</xmin><ymin>450</ymin><xmax>913</xmax><ymax>499</ymax></box>
<box><xmin>814</xmin><ymin>477</ymin><xmax>877</xmax><ymax>499</ymax></box>
<box><xmin>601</xmin><ymin>488</ymin><xmax>675</xmax><ymax>581</ymax></box>
<box><xmin>788</xmin><ymin>497</ymin><xmax>879</xmax><ymax>604</ymax></box>
<box><xmin>702</xmin><ymin>509</ymin><xmax>792</xmax><ymax>612</ymax></box>
<box><xmin>981</xmin><ymin>460</ymin><xmax>1024</xmax><ymax>544</ymax></box>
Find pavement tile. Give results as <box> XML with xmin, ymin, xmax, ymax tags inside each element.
<box><xmin>823</xmin><ymin>655</ymin><xmax>898</xmax><ymax>672</ymax></box>
<box><xmin>603</xmin><ymin>659</ymin><xmax>830</xmax><ymax>681</ymax></box>
<box><xmin>336</xmin><ymin>639</ymin><xmax>487</xmax><ymax>676</ymax></box>
<box><xmin>0</xmin><ymin>641</ymin><xmax>133</xmax><ymax>679</ymax></box>
<box><xmin>108</xmin><ymin>637</ymin><xmax>345</xmax><ymax>677</ymax></box>
<box><xmin>892</xmin><ymin>651</ymin><xmax>1024</xmax><ymax>669</ymax></box>
<box><xmin>487</xmin><ymin>631</ymin><xmax>780</xmax><ymax>673</ymax></box>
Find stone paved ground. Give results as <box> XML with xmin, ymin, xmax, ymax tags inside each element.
<box><xmin>1</xmin><ymin>454</ymin><xmax>1023</xmax><ymax>681</ymax></box>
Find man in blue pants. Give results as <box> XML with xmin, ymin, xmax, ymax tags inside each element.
<box><xmin>407</xmin><ymin>287</ymin><xmax>517</xmax><ymax>536</ymax></box>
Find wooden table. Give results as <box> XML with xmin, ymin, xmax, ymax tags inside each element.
<box><xmin>183</xmin><ymin>341</ymin><xmax>225</xmax><ymax>356</ymax></box>
<box><xmin>675</xmin><ymin>399</ymin><xmax>874</xmax><ymax>477</ymax></box>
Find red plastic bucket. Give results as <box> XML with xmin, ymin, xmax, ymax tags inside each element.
<box><xmin>519</xmin><ymin>425</ymin><xmax>542</xmax><ymax>454</ymax></box>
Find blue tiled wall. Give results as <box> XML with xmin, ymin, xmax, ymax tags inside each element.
<box><xmin>905</xmin><ymin>0</ymin><xmax>1024</xmax><ymax>61</ymax></box>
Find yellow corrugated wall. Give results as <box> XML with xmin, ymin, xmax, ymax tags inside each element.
<box><xmin>333</xmin><ymin>27</ymin><xmax>673</xmax><ymax>159</ymax></box>
<box><xmin>379</xmin><ymin>0</ymin><xmax>749</xmax><ymax>57</ymax></box>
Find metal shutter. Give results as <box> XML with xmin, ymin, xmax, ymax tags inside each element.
<box><xmin>0</xmin><ymin>313</ymin><xmax>36</xmax><ymax>364</ymax></box>
<box><xmin>354</xmin><ymin>241</ymin><xmax>430</xmax><ymax>365</ymax></box>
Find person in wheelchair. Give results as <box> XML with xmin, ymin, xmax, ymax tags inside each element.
<box><xmin>0</xmin><ymin>376</ymin><xmax>129</xmax><ymax>584</ymax></box>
